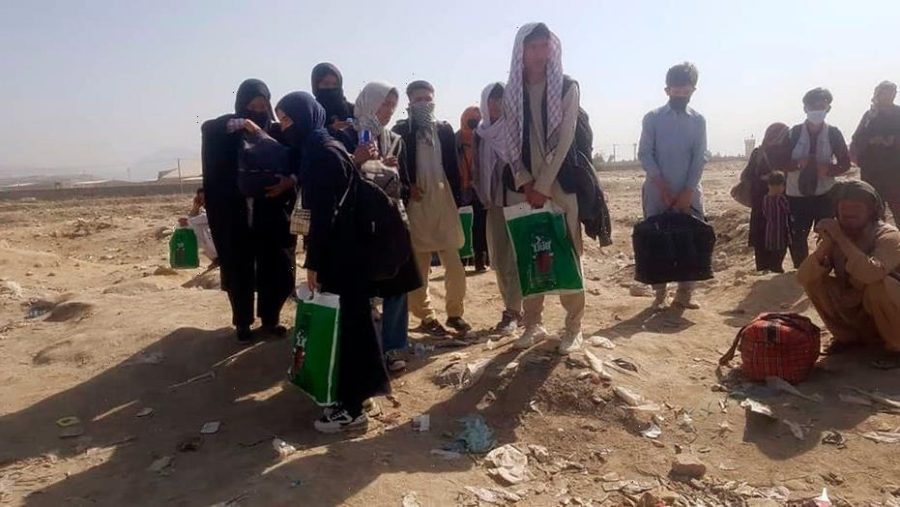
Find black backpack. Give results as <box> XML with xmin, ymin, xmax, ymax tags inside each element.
<box><xmin>560</xmin><ymin>79</ymin><xmax>613</xmax><ymax>246</ymax></box>
<box><xmin>570</xmin><ymin>94</ymin><xmax>594</xmax><ymax>161</ymax></box>
<box><xmin>330</xmin><ymin>142</ymin><xmax>413</xmax><ymax>282</ymax></box>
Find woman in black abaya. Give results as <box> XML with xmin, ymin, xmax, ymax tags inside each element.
<box><xmin>275</xmin><ymin>91</ymin><xmax>390</xmax><ymax>433</ymax></box>
<box><xmin>201</xmin><ymin>79</ymin><xmax>297</xmax><ymax>343</ymax></box>
<box><xmin>311</xmin><ymin>62</ymin><xmax>355</xmax><ymax>147</ymax></box>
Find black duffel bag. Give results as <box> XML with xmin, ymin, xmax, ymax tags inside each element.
<box><xmin>632</xmin><ymin>211</ymin><xmax>716</xmax><ymax>285</ymax></box>
<box><xmin>237</xmin><ymin>132</ymin><xmax>290</xmax><ymax>198</ymax></box>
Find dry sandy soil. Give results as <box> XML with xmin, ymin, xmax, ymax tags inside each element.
<box><xmin>2</xmin><ymin>162</ymin><xmax>900</xmax><ymax>507</ymax></box>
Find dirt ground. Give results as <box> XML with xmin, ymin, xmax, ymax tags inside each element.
<box><xmin>2</xmin><ymin>162</ymin><xmax>900</xmax><ymax>507</ymax></box>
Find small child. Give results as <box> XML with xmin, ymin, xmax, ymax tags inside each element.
<box><xmin>186</xmin><ymin>188</ymin><xmax>219</xmax><ymax>267</ymax></box>
<box><xmin>761</xmin><ymin>171</ymin><xmax>791</xmax><ymax>273</ymax></box>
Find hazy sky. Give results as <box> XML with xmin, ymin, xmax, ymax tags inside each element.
<box><xmin>1</xmin><ymin>0</ymin><xmax>897</xmax><ymax>178</ymax></box>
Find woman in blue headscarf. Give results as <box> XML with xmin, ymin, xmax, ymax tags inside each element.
<box><xmin>275</xmin><ymin>92</ymin><xmax>391</xmax><ymax>433</ymax></box>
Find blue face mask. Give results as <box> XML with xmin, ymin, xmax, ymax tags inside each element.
<box><xmin>806</xmin><ymin>110</ymin><xmax>827</xmax><ymax>125</ymax></box>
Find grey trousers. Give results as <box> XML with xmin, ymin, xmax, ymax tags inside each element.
<box><xmin>486</xmin><ymin>207</ymin><xmax>523</xmax><ymax>314</ymax></box>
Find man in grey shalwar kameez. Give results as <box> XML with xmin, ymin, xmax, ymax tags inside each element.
<box><xmin>638</xmin><ymin>62</ymin><xmax>708</xmax><ymax>310</ymax></box>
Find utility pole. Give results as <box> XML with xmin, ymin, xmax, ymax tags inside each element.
<box><xmin>177</xmin><ymin>158</ymin><xmax>183</xmax><ymax>194</ymax></box>
<box><xmin>612</xmin><ymin>144</ymin><xmax>618</xmax><ymax>162</ymax></box>
<box><xmin>633</xmin><ymin>143</ymin><xmax>638</xmax><ymax>161</ymax></box>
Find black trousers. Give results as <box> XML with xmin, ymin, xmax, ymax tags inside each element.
<box><xmin>328</xmin><ymin>291</ymin><xmax>390</xmax><ymax>416</ymax></box>
<box><xmin>473</xmin><ymin>200</ymin><xmax>488</xmax><ymax>259</ymax></box>
<box><xmin>787</xmin><ymin>194</ymin><xmax>834</xmax><ymax>268</ymax></box>
<box><xmin>225</xmin><ymin>240</ymin><xmax>296</xmax><ymax>328</ymax></box>
<box><xmin>209</xmin><ymin>194</ymin><xmax>297</xmax><ymax>329</ymax></box>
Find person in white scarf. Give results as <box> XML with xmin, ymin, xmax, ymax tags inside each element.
<box><xmin>351</xmin><ymin>81</ymin><xmax>421</xmax><ymax>373</ymax></box>
<box><xmin>475</xmin><ymin>83</ymin><xmax>509</xmax><ymax>206</ymax></box>
<box><xmin>504</xmin><ymin>23</ymin><xmax>565</xmax><ymax>183</ymax></box>
<box><xmin>502</xmin><ymin>22</ymin><xmax>584</xmax><ymax>355</ymax></box>
<box><xmin>354</xmin><ymin>81</ymin><xmax>401</xmax><ymax>162</ymax></box>
<box><xmin>786</xmin><ymin>87</ymin><xmax>851</xmax><ymax>268</ymax></box>
<box><xmin>473</xmin><ymin>82</ymin><xmax>522</xmax><ymax>335</ymax></box>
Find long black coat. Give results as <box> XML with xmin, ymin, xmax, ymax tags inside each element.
<box><xmin>200</xmin><ymin>116</ymin><xmax>297</xmax><ymax>301</ymax></box>
<box><xmin>301</xmin><ymin>139</ymin><xmax>390</xmax><ymax>407</ymax></box>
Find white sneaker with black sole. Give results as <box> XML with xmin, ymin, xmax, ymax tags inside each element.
<box><xmin>314</xmin><ymin>408</ymin><xmax>368</xmax><ymax>434</ymax></box>
<box><xmin>513</xmin><ymin>325</ymin><xmax>548</xmax><ymax>350</ymax></box>
<box><xmin>558</xmin><ymin>331</ymin><xmax>584</xmax><ymax>355</ymax></box>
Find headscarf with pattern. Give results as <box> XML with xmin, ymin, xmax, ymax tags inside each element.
<box><xmin>503</xmin><ymin>23</ymin><xmax>564</xmax><ymax>174</ymax></box>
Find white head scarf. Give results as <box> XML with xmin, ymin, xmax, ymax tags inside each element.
<box><xmin>503</xmin><ymin>23</ymin><xmax>564</xmax><ymax>173</ymax></box>
<box><xmin>476</xmin><ymin>82</ymin><xmax>510</xmax><ymax>205</ymax></box>
<box><xmin>354</xmin><ymin>81</ymin><xmax>399</xmax><ymax>156</ymax></box>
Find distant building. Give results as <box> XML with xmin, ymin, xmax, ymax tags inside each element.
<box><xmin>744</xmin><ymin>137</ymin><xmax>756</xmax><ymax>158</ymax></box>
<box><xmin>156</xmin><ymin>159</ymin><xmax>202</xmax><ymax>184</ymax></box>
<box><xmin>71</xmin><ymin>179</ymin><xmax>133</xmax><ymax>188</ymax></box>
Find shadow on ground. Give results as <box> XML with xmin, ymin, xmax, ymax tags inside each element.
<box><xmin>0</xmin><ymin>324</ymin><xmax>561</xmax><ymax>506</ymax></box>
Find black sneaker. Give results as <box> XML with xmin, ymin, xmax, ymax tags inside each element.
<box><xmin>236</xmin><ymin>326</ymin><xmax>254</xmax><ymax>344</ymax></box>
<box><xmin>474</xmin><ymin>252</ymin><xmax>489</xmax><ymax>272</ymax></box>
<box><xmin>420</xmin><ymin>318</ymin><xmax>449</xmax><ymax>336</ymax></box>
<box><xmin>446</xmin><ymin>317</ymin><xmax>472</xmax><ymax>334</ymax></box>
<box><xmin>385</xmin><ymin>351</ymin><xmax>407</xmax><ymax>373</ymax></box>
<box><xmin>494</xmin><ymin>311</ymin><xmax>520</xmax><ymax>336</ymax></box>
<box><xmin>314</xmin><ymin>408</ymin><xmax>368</xmax><ymax>434</ymax></box>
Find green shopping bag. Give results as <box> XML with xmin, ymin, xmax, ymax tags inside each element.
<box><xmin>169</xmin><ymin>225</ymin><xmax>199</xmax><ymax>269</ymax></box>
<box><xmin>504</xmin><ymin>203</ymin><xmax>583</xmax><ymax>298</ymax></box>
<box><xmin>289</xmin><ymin>288</ymin><xmax>341</xmax><ymax>406</ymax></box>
<box><xmin>458</xmin><ymin>206</ymin><xmax>474</xmax><ymax>259</ymax></box>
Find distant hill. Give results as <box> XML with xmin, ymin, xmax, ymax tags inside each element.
<box><xmin>0</xmin><ymin>146</ymin><xmax>200</xmax><ymax>183</ymax></box>
<box><xmin>0</xmin><ymin>172</ymin><xmax>108</xmax><ymax>190</ymax></box>
<box><xmin>127</xmin><ymin>147</ymin><xmax>199</xmax><ymax>182</ymax></box>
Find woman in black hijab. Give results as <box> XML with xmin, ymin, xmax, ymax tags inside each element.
<box><xmin>311</xmin><ymin>63</ymin><xmax>355</xmax><ymax>147</ymax></box>
<box><xmin>201</xmin><ymin>79</ymin><xmax>297</xmax><ymax>343</ymax></box>
<box><xmin>275</xmin><ymin>91</ymin><xmax>390</xmax><ymax>434</ymax></box>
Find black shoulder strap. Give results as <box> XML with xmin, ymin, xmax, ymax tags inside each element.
<box><xmin>324</xmin><ymin>139</ymin><xmax>348</xmax><ymax>156</ymax></box>
<box><xmin>827</xmin><ymin>125</ymin><xmax>843</xmax><ymax>146</ymax></box>
<box><xmin>789</xmin><ymin>125</ymin><xmax>802</xmax><ymax>146</ymax></box>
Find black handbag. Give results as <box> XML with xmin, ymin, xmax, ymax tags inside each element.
<box><xmin>632</xmin><ymin>211</ymin><xmax>716</xmax><ymax>285</ymax></box>
<box><xmin>237</xmin><ymin>132</ymin><xmax>290</xmax><ymax>198</ymax></box>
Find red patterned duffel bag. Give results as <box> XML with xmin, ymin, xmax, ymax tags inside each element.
<box><xmin>719</xmin><ymin>313</ymin><xmax>821</xmax><ymax>384</ymax></box>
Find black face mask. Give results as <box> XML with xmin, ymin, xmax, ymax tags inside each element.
<box><xmin>315</xmin><ymin>88</ymin><xmax>350</xmax><ymax>119</ymax></box>
<box><xmin>245</xmin><ymin>110</ymin><xmax>271</xmax><ymax>129</ymax></box>
<box><xmin>466</xmin><ymin>118</ymin><xmax>480</xmax><ymax>130</ymax></box>
<box><xmin>668</xmin><ymin>96</ymin><xmax>690</xmax><ymax>112</ymax></box>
